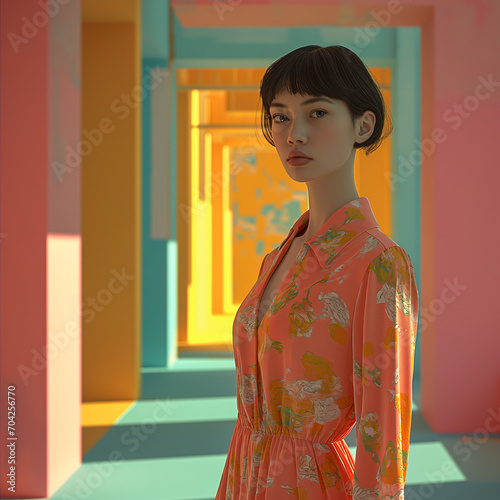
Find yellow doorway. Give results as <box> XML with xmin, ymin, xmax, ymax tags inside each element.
<box><xmin>176</xmin><ymin>67</ymin><xmax>392</xmax><ymax>350</ymax></box>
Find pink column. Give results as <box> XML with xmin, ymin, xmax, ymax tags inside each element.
<box><xmin>0</xmin><ymin>0</ymin><xmax>81</xmax><ymax>497</ymax></box>
<box><xmin>419</xmin><ymin>1</ymin><xmax>500</xmax><ymax>433</ymax></box>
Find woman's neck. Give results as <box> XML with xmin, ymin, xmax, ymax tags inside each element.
<box><xmin>301</xmin><ymin>175</ymin><xmax>359</xmax><ymax>240</ymax></box>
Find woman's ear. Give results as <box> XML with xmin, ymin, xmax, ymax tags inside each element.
<box><xmin>355</xmin><ymin>111</ymin><xmax>376</xmax><ymax>145</ymax></box>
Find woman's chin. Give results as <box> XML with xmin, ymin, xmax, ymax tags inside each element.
<box><xmin>284</xmin><ymin>168</ymin><xmax>319</xmax><ymax>183</ymax></box>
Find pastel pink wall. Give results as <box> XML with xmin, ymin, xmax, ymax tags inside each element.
<box><xmin>0</xmin><ymin>0</ymin><xmax>81</xmax><ymax>497</ymax></box>
<box><xmin>416</xmin><ymin>0</ymin><xmax>500</xmax><ymax>433</ymax></box>
<box><xmin>172</xmin><ymin>0</ymin><xmax>500</xmax><ymax>433</ymax></box>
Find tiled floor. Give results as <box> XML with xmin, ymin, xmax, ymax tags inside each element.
<box><xmin>35</xmin><ymin>360</ymin><xmax>500</xmax><ymax>499</ymax></box>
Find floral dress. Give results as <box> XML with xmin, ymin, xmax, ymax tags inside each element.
<box><xmin>215</xmin><ymin>197</ymin><xmax>419</xmax><ymax>499</ymax></box>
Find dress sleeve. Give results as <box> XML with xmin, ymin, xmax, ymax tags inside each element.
<box><xmin>258</xmin><ymin>253</ymin><xmax>270</xmax><ymax>277</ymax></box>
<box><xmin>351</xmin><ymin>246</ymin><xmax>419</xmax><ymax>499</ymax></box>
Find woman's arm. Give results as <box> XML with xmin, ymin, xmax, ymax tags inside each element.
<box><xmin>351</xmin><ymin>246</ymin><xmax>419</xmax><ymax>499</ymax></box>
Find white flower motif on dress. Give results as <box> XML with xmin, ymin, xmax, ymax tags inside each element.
<box><xmin>297</xmin><ymin>454</ymin><xmax>320</xmax><ymax>484</ymax></box>
<box><xmin>242</xmin><ymin>455</ymin><xmax>248</xmax><ymax>485</ymax></box>
<box><xmin>352</xmin><ymin>484</ymin><xmax>380</xmax><ymax>499</ymax></box>
<box><xmin>283</xmin><ymin>379</ymin><xmax>323</xmax><ymax>400</ymax></box>
<box><xmin>235</xmin><ymin>303</ymin><xmax>257</xmax><ymax>342</ymax></box>
<box><xmin>325</xmin><ymin>264</ymin><xmax>350</xmax><ymax>285</ymax></box>
<box><xmin>380</xmin><ymin>481</ymin><xmax>405</xmax><ymax>499</ymax></box>
<box><xmin>358</xmin><ymin>235</ymin><xmax>380</xmax><ymax>256</ymax></box>
<box><xmin>376</xmin><ymin>282</ymin><xmax>397</xmax><ymax>323</ymax></box>
<box><xmin>332</xmin><ymin>264</ymin><xmax>345</xmax><ymax>274</ymax></box>
<box><xmin>313</xmin><ymin>396</ymin><xmax>341</xmax><ymax>425</ymax></box>
<box><xmin>239</xmin><ymin>373</ymin><xmax>257</xmax><ymax>406</ymax></box>
<box><xmin>243</xmin><ymin>318</ymin><xmax>257</xmax><ymax>342</ymax></box>
<box><xmin>381</xmin><ymin>247</ymin><xmax>397</xmax><ymax>263</ymax></box>
<box><xmin>296</xmin><ymin>328</ymin><xmax>312</xmax><ymax>338</ymax></box>
<box><xmin>318</xmin><ymin>290</ymin><xmax>350</xmax><ymax>327</ymax></box>
<box><xmin>256</xmin><ymin>475</ymin><xmax>274</xmax><ymax>493</ymax></box>
<box><xmin>350</xmin><ymin>199</ymin><xmax>361</xmax><ymax>208</ymax></box>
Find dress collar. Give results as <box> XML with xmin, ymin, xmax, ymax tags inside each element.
<box><xmin>279</xmin><ymin>197</ymin><xmax>380</xmax><ymax>268</ymax></box>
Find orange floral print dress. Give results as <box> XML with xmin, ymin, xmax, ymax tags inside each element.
<box><xmin>215</xmin><ymin>197</ymin><xmax>419</xmax><ymax>499</ymax></box>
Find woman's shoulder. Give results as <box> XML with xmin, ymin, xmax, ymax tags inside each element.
<box><xmin>352</xmin><ymin>227</ymin><xmax>415</xmax><ymax>271</ymax></box>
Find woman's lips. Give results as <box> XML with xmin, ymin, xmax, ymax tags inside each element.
<box><xmin>287</xmin><ymin>157</ymin><xmax>312</xmax><ymax>166</ymax></box>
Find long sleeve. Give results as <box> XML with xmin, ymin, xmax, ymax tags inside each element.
<box><xmin>351</xmin><ymin>246</ymin><xmax>419</xmax><ymax>499</ymax></box>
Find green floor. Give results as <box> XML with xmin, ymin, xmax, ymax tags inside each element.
<box><xmin>43</xmin><ymin>358</ymin><xmax>499</xmax><ymax>499</ymax></box>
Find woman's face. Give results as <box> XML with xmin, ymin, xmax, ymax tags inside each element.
<box><xmin>269</xmin><ymin>91</ymin><xmax>363</xmax><ymax>182</ymax></box>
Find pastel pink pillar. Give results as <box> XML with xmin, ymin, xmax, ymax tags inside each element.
<box><xmin>171</xmin><ymin>0</ymin><xmax>500</xmax><ymax>433</ymax></box>
<box><xmin>0</xmin><ymin>0</ymin><xmax>81</xmax><ymax>497</ymax></box>
<box><xmin>420</xmin><ymin>1</ymin><xmax>500</xmax><ymax>433</ymax></box>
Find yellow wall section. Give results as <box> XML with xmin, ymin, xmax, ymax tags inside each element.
<box><xmin>82</xmin><ymin>0</ymin><xmax>138</xmax><ymax>22</ymax></box>
<box><xmin>177</xmin><ymin>68</ymin><xmax>392</xmax><ymax>347</ymax></box>
<box><xmin>81</xmin><ymin>16</ymin><xmax>141</xmax><ymax>401</ymax></box>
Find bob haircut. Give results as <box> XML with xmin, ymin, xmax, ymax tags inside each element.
<box><xmin>259</xmin><ymin>44</ymin><xmax>393</xmax><ymax>156</ymax></box>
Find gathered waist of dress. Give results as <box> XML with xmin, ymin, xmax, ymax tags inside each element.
<box><xmin>236</xmin><ymin>413</ymin><xmax>347</xmax><ymax>446</ymax></box>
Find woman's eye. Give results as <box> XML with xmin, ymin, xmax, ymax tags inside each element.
<box><xmin>271</xmin><ymin>110</ymin><xmax>326</xmax><ymax>123</ymax></box>
<box><xmin>271</xmin><ymin>114</ymin><xmax>287</xmax><ymax>123</ymax></box>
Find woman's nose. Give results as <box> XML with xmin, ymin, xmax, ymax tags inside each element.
<box><xmin>287</xmin><ymin>119</ymin><xmax>308</xmax><ymax>144</ymax></box>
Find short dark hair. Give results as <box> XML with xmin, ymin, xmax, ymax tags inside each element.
<box><xmin>259</xmin><ymin>45</ymin><xmax>393</xmax><ymax>156</ymax></box>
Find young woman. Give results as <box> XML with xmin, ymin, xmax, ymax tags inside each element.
<box><xmin>216</xmin><ymin>44</ymin><xmax>419</xmax><ymax>500</ymax></box>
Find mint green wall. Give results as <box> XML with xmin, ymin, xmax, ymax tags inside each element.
<box><xmin>393</xmin><ymin>29</ymin><xmax>421</xmax><ymax>382</ymax></box>
<box><xmin>141</xmin><ymin>0</ymin><xmax>170</xmax><ymax>368</ymax></box>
